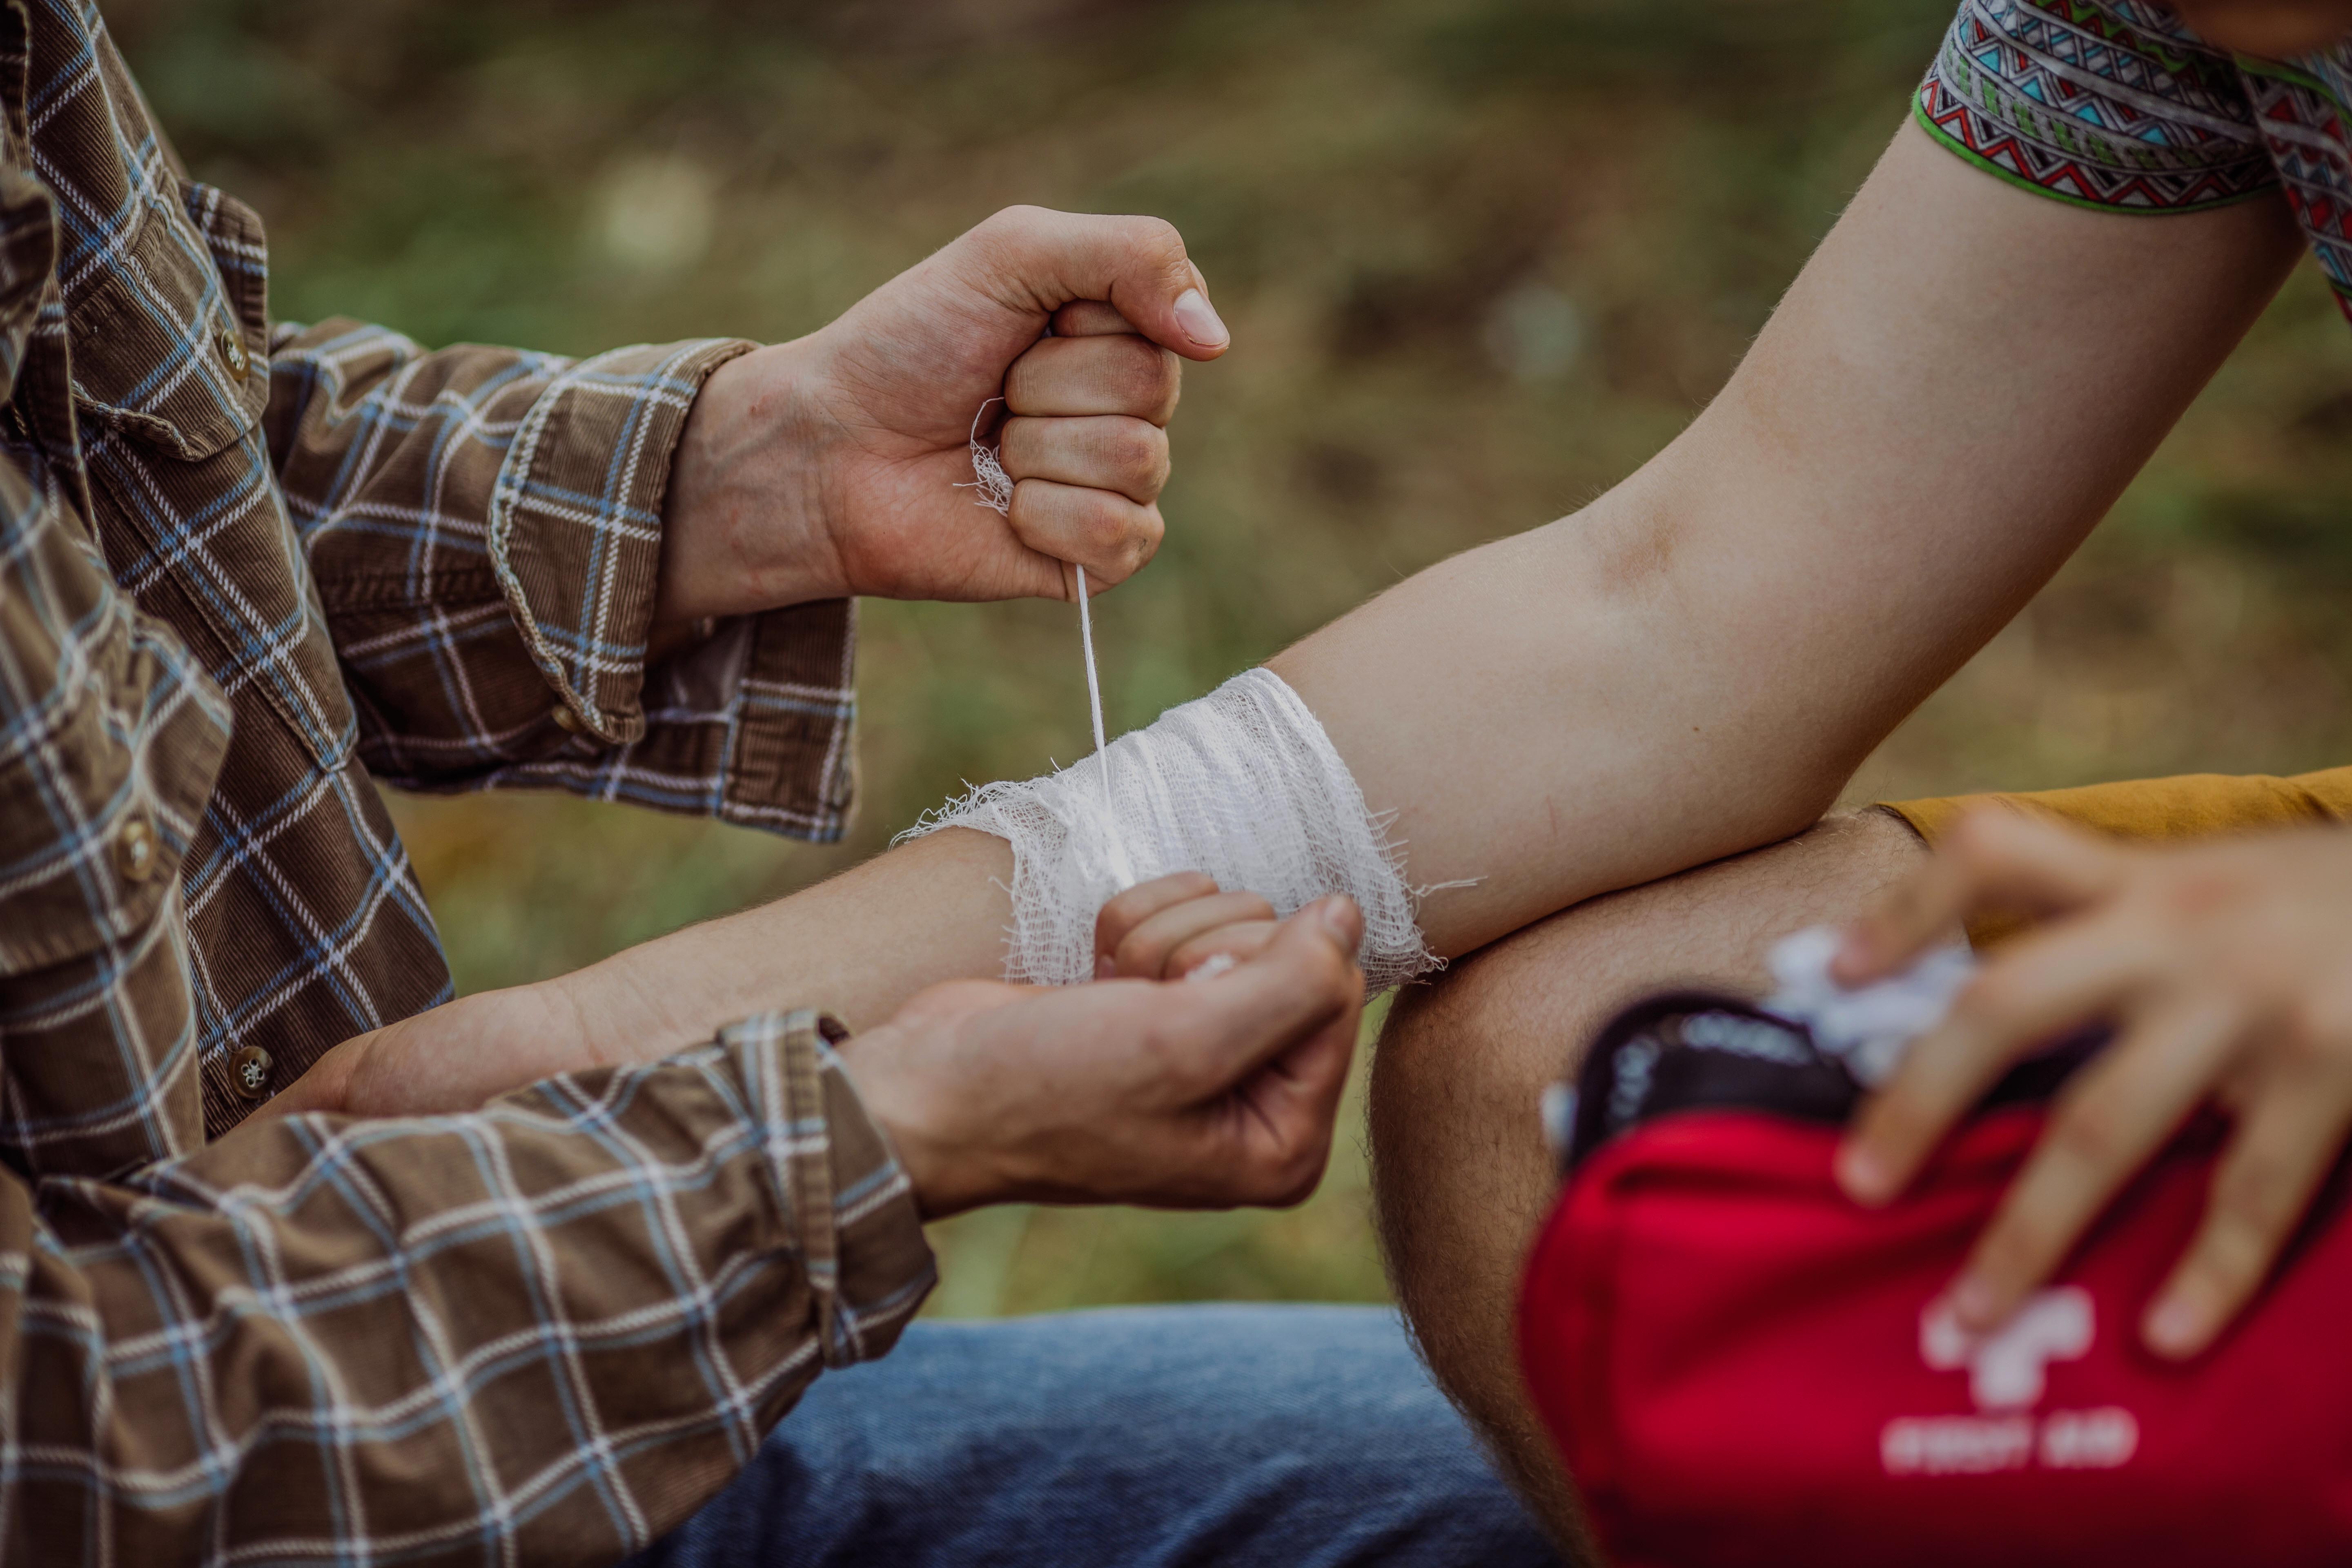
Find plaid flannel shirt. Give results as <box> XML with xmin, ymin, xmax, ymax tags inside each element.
<box><xmin>0</xmin><ymin>1</ymin><xmax>931</xmax><ymax>1560</ymax></box>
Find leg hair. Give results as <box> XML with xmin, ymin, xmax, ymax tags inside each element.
<box><xmin>1368</xmin><ymin>809</ymin><xmax>1928</xmax><ymax>1557</ymax></box>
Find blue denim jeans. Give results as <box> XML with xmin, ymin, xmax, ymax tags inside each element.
<box><xmin>627</xmin><ymin>1304</ymin><xmax>1559</xmax><ymax>1567</ymax></box>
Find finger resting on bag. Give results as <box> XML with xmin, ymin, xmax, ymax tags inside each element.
<box><xmin>1838</xmin><ymin>842</ymin><xmax>1980</xmax><ymax>984</ymax></box>
<box><xmin>1004</xmin><ymin>333</ymin><xmax>1181</xmax><ymax>423</ymax></box>
<box><xmin>1839</xmin><ymin>924</ymin><xmax>2154</xmax><ymax>1203</ymax></box>
<box><xmin>1837</xmin><ymin>809</ymin><xmax>2125</xmax><ymax>985</ymax></box>
<box><xmin>1951</xmin><ymin>1000</ymin><xmax>2241</xmax><ymax>1330</ymax></box>
<box><xmin>1000</xmin><ymin>414</ymin><xmax>1170</xmax><ymax>504</ymax></box>
<box><xmin>2144</xmin><ymin>1077</ymin><xmax>2352</xmax><ymax>1356</ymax></box>
<box><xmin>1009</xmin><ymin>480</ymin><xmax>1163</xmax><ymax>586</ymax></box>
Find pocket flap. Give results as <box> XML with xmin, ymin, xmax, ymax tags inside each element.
<box><xmin>69</xmin><ymin>181</ymin><xmax>269</xmax><ymax>461</ymax></box>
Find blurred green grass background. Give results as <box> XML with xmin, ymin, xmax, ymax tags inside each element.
<box><xmin>116</xmin><ymin>0</ymin><xmax>2352</xmax><ymax>1317</ymax></box>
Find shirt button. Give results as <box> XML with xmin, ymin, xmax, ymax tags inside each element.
<box><xmin>116</xmin><ymin>815</ymin><xmax>158</xmax><ymax>883</ymax></box>
<box><xmin>217</xmin><ymin>326</ymin><xmax>250</xmax><ymax>379</ymax></box>
<box><xmin>231</xmin><ymin>1045</ymin><xmax>274</xmax><ymax>1099</ymax></box>
<box><xmin>551</xmin><ymin>704</ymin><xmax>588</xmax><ymax>735</ymax></box>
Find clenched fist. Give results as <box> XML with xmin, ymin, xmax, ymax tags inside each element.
<box><xmin>655</xmin><ymin>205</ymin><xmax>1227</xmax><ymax>630</ymax></box>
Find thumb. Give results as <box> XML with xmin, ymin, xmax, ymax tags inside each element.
<box><xmin>962</xmin><ymin>205</ymin><xmax>1230</xmax><ymax>361</ymax></box>
<box><xmin>1173</xmin><ymin>896</ymin><xmax>1365</xmax><ymax>1095</ymax></box>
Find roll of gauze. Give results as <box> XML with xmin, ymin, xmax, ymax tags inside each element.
<box><xmin>900</xmin><ymin>666</ymin><xmax>1437</xmax><ymax>989</ymax></box>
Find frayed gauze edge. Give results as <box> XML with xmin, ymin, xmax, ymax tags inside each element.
<box><xmin>896</xmin><ymin>667</ymin><xmax>1439</xmax><ymax>990</ymax></box>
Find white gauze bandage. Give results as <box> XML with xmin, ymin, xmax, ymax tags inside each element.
<box><xmin>899</xmin><ymin>666</ymin><xmax>1437</xmax><ymax>989</ymax></box>
<box><xmin>1763</xmin><ymin>924</ymin><xmax>1977</xmax><ymax>1085</ymax></box>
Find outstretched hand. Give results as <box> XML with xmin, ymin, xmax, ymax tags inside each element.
<box><xmin>657</xmin><ymin>205</ymin><xmax>1227</xmax><ymax>628</ymax></box>
<box><xmin>843</xmin><ymin>895</ymin><xmax>1365</xmax><ymax>1217</ymax></box>
<box><xmin>1831</xmin><ymin>808</ymin><xmax>2352</xmax><ymax>1359</ymax></box>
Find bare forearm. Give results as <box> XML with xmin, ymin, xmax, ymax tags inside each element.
<box><xmin>553</xmin><ymin>828</ymin><xmax>1013</xmax><ymax>1056</ymax></box>
<box><xmin>584</xmin><ymin>124</ymin><xmax>2299</xmax><ymax>1044</ymax></box>
<box><xmin>350</xmin><ymin>124</ymin><xmax>2301</xmax><ymax>1096</ymax></box>
<box><xmin>1272</xmin><ymin>122</ymin><xmax>2300</xmax><ymax>953</ymax></box>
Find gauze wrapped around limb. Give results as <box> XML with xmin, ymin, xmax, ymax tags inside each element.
<box><xmin>900</xmin><ymin>667</ymin><xmax>1438</xmax><ymax>989</ymax></box>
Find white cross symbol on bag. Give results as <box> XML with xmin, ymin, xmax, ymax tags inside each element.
<box><xmin>1879</xmin><ymin>1285</ymin><xmax>2138</xmax><ymax>1476</ymax></box>
<box><xmin>1921</xmin><ymin>1287</ymin><xmax>2093</xmax><ymax>1410</ymax></box>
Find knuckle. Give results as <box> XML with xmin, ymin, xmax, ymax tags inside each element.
<box><xmin>1076</xmin><ymin>497</ymin><xmax>1134</xmax><ymax>554</ymax></box>
<box><xmin>1126</xmin><ymin>214</ymin><xmax>1187</xmax><ymax>267</ymax></box>
<box><xmin>2051</xmin><ymin>1100</ymin><xmax>2134</xmax><ymax>1172</ymax></box>
<box><xmin>1148</xmin><ymin>350</ymin><xmax>1182</xmax><ymax>414</ymax></box>
<box><xmin>2209</xmin><ymin>1164</ymin><xmax>2287</xmax><ymax>1242</ymax></box>
<box><xmin>1947</xmin><ymin>971</ymin><xmax>2017</xmax><ymax>1031</ymax></box>
<box><xmin>1857</xmin><ymin>1085</ymin><xmax>1933</xmax><ymax>1145</ymax></box>
<box><xmin>1095</xmin><ymin>897</ymin><xmax>1139</xmax><ymax>953</ymax></box>
<box><xmin>1114</xmin><ymin>931</ymin><xmax>1167</xmax><ymax>980</ymax></box>
<box><xmin>1102</xmin><ymin>421</ymin><xmax>1168</xmax><ymax>486</ymax></box>
<box><xmin>987</xmin><ymin>203</ymin><xmax>1050</xmax><ymax>234</ymax></box>
<box><xmin>2190</xmin><ymin>1220</ymin><xmax>2269</xmax><ymax>1300</ymax></box>
<box><xmin>967</xmin><ymin>205</ymin><xmax>1044</xmax><ymax>261</ymax></box>
<box><xmin>1119</xmin><ymin>507</ymin><xmax>1164</xmax><ymax>575</ymax></box>
<box><xmin>1974</xmin><ymin>1221</ymin><xmax>2049</xmax><ymax>1286</ymax></box>
<box><xmin>1111</xmin><ymin>337</ymin><xmax>1167</xmax><ymax>396</ymax></box>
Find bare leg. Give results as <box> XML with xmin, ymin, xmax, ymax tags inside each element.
<box><xmin>1368</xmin><ymin>808</ymin><xmax>1928</xmax><ymax>1556</ymax></box>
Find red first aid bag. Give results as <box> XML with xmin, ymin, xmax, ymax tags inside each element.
<box><xmin>1517</xmin><ymin>993</ymin><xmax>2352</xmax><ymax>1567</ymax></box>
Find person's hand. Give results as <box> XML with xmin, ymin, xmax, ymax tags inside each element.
<box><xmin>1830</xmin><ymin>807</ymin><xmax>2352</xmax><ymax>1359</ymax></box>
<box><xmin>271</xmin><ymin>890</ymin><xmax>1367</xmax><ymax>1219</ymax></box>
<box><xmin>655</xmin><ymin>205</ymin><xmax>1228</xmax><ymax>633</ymax></box>
<box><xmin>841</xmin><ymin>895</ymin><xmax>1365</xmax><ymax>1217</ymax></box>
<box><xmin>1093</xmin><ymin>870</ymin><xmax>1283</xmax><ymax>980</ymax></box>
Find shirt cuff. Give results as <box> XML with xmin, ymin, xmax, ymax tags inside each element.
<box><xmin>486</xmin><ymin>339</ymin><xmax>862</xmax><ymax>841</ymax></box>
<box><xmin>720</xmin><ymin>1009</ymin><xmax>936</xmax><ymax>1371</ymax></box>
<box><xmin>486</xmin><ymin>336</ymin><xmax>755</xmax><ymax>747</ymax></box>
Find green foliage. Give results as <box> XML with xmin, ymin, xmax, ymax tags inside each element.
<box><xmin>117</xmin><ymin>0</ymin><xmax>2352</xmax><ymax>1313</ymax></box>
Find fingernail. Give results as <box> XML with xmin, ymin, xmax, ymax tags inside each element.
<box><xmin>2144</xmin><ymin>1295</ymin><xmax>2202</xmax><ymax>1358</ymax></box>
<box><xmin>1835</xmin><ymin>1143</ymin><xmax>1891</xmax><ymax>1205</ymax></box>
<box><xmin>1829</xmin><ymin>927</ymin><xmax>1875</xmax><ymax>984</ymax></box>
<box><xmin>1173</xmin><ymin>287</ymin><xmax>1227</xmax><ymax>348</ymax></box>
<box><xmin>1949</xmin><ymin>1274</ymin><xmax>1999</xmax><ymax>1330</ymax></box>
<box><xmin>1313</xmin><ymin>895</ymin><xmax>1360</xmax><ymax>945</ymax></box>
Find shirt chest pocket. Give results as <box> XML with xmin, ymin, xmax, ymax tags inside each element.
<box><xmin>69</xmin><ymin>181</ymin><xmax>354</xmax><ymax>768</ymax></box>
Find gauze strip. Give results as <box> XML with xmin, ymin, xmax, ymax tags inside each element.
<box><xmin>1762</xmin><ymin>925</ymin><xmax>1976</xmax><ymax>1086</ymax></box>
<box><xmin>899</xmin><ymin>666</ymin><xmax>1437</xmax><ymax>989</ymax></box>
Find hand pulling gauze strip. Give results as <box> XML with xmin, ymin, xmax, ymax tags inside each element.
<box><xmin>919</xmin><ymin>398</ymin><xmax>1437</xmax><ymax>989</ymax></box>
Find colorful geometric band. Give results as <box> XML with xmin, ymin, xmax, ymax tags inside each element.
<box><xmin>2238</xmin><ymin>56</ymin><xmax>2352</xmax><ymax>312</ymax></box>
<box><xmin>1918</xmin><ymin>0</ymin><xmax>2277</xmax><ymax>212</ymax></box>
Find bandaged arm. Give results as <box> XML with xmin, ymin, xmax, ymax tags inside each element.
<box><xmin>317</xmin><ymin>122</ymin><xmax>2301</xmax><ymax>1100</ymax></box>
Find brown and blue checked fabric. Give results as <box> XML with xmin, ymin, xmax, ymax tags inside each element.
<box><xmin>11</xmin><ymin>1010</ymin><xmax>934</xmax><ymax>1564</ymax></box>
<box><xmin>0</xmin><ymin>0</ymin><xmax>931</xmax><ymax>1560</ymax></box>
